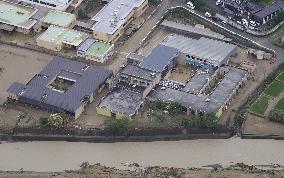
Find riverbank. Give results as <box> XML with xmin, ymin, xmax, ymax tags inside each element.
<box><xmin>1</xmin><ymin>163</ymin><xmax>283</xmax><ymax>178</ymax></box>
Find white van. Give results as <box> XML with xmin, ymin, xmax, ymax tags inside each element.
<box><xmin>187</xmin><ymin>1</ymin><xmax>195</xmax><ymax>9</ymax></box>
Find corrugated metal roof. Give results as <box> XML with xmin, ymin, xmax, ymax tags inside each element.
<box><xmin>161</xmin><ymin>34</ymin><xmax>237</xmax><ymax>67</ymax></box>
<box><xmin>7</xmin><ymin>57</ymin><xmax>112</xmax><ymax>113</ymax></box>
<box><xmin>76</xmin><ymin>38</ymin><xmax>96</xmax><ymax>52</ymax></box>
<box><xmin>139</xmin><ymin>44</ymin><xmax>179</xmax><ymax>72</ymax></box>
<box><xmin>120</xmin><ymin>65</ymin><xmax>156</xmax><ymax>81</ymax></box>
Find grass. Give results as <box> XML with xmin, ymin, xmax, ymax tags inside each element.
<box><xmin>275</xmin><ymin>98</ymin><xmax>284</xmax><ymax>111</ymax></box>
<box><xmin>276</xmin><ymin>71</ymin><xmax>284</xmax><ymax>82</ymax></box>
<box><xmin>264</xmin><ymin>81</ymin><xmax>284</xmax><ymax>97</ymax></box>
<box><xmin>257</xmin><ymin>0</ymin><xmax>274</xmax><ymax>6</ymax></box>
<box><xmin>250</xmin><ymin>95</ymin><xmax>270</xmax><ymax>115</ymax></box>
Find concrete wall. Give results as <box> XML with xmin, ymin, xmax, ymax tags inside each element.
<box><xmin>36</xmin><ymin>38</ymin><xmax>62</xmax><ymax>51</ymax></box>
<box><xmin>96</xmin><ymin>107</ymin><xmax>112</xmax><ymax>117</ymax></box>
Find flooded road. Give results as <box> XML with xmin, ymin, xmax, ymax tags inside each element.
<box><xmin>0</xmin><ymin>138</ymin><xmax>283</xmax><ymax>172</ymax></box>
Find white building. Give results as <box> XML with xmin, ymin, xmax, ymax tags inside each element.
<box><xmin>18</xmin><ymin>0</ymin><xmax>73</xmax><ymax>11</ymax></box>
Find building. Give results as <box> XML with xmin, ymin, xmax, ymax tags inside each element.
<box><xmin>253</xmin><ymin>1</ymin><xmax>284</xmax><ymax>24</ymax></box>
<box><xmin>36</xmin><ymin>25</ymin><xmax>88</xmax><ymax>51</ymax></box>
<box><xmin>41</xmin><ymin>10</ymin><xmax>76</xmax><ymax>28</ymax></box>
<box><xmin>91</xmin><ymin>0</ymin><xmax>148</xmax><ymax>43</ymax></box>
<box><xmin>7</xmin><ymin>57</ymin><xmax>112</xmax><ymax>119</ymax></box>
<box><xmin>96</xmin><ymin>44</ymin><xmax>179</xmax><ymax>119</ymax></box>
<box><xmin>149</xmin><ymin>66</ymin><xmax>248</xmax><ymax>118</ymax></box>
<box><xmin>18</xmin><ymin>0</ymin><xmax>74</xmax><ymax>11</ymax></box>
<box><xmin>161</xmin><ymin>34</ymin><xmax>237</xmax><ymax>69</ymax></box>
<box><xmin>76</xmin><ymin>38</ymin><xmax>114</xmax><ymax>63</ymax></box>
<box><xmin>0</xmin><ymin>1</ymin><xmax>38</xmax><ymax>34</ymax></box>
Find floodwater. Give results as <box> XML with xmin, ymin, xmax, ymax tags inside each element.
<box><xmin>0</xmin><ymin>138</ymin><xmax>284</xmax><ymax>172</ymax></box>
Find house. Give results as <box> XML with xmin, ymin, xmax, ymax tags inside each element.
<box><xmin>0</xmin><ymin>1</ymin><xmax>38</xmax><ymax>34</ymax></box>
<box><xmin>7</xmin><ymin>57</ymin><xmax>112</xmax><ymax>119</ymax></box>
<box><xmin>253</xmin><ymin>1</ymin><xmax>284</xmax><ymax>24</ymax></box>
<box><xmin>40</xmin><ymin>10</ymin><xmax>76</xmax><ymax>29</ymax></box>
<box><xmin>91</xmin><ymin>0</ymin><xmax>148</xmax><ymax>43</ymax></box>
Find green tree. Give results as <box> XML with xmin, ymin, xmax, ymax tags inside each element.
<box><xmin>77</xmin><ymin>8</ymin><xmax>88</xmax><ymax>19</ymax></box>
<box><xmin>48</xmin><ymin>114</ymin><xmax>64</xmax><ymax>128</ymax></box>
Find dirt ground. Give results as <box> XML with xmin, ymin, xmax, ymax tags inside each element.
<box><xmin>0</xmin><ymin>44</ymin><xmax>51</xmax><ymax>104</ymax></box>
<box><xmin>0</xmin><ymin>164</ymin><xmax>283</xmax><ymax>178</ymax></box>
<box><xmin>167</xmin><ymin>65</ymin><xmax>195</xmax><ymax>83</ymax></box>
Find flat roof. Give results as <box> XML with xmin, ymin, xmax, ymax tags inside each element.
<box><xmin>42</xmin><ymin>10</ymin><xmax>76</xmax><ymax>27</ymax></box>
<box><xmin>86</xmin><ymin>41</ymin><xmax>113</xmax><ymax>57</ymax></box>
<box><xmin>91</xmin><ymin>0</ymin><xmax>146</xmax><ymax>35</ymax></box>
<box><xmin>161</xmin><ymin>34</ymin><xmax>237</xmax><ymax>67</ymax></box>
<box><xmin>19</xmin><ymin>0</ymin><xmax>71</xmax><ymax>8</ymax></box>
<box><xmin>37</xmin><ymin>25</ymin><xmax>87</xmax><ymax>46</ymax></box>
<box><xmin>97</xmin><ymin>87</ymin><xmax>143</xmax><ymax>116</ymax></box>
<box><xmin>150</xmin><ymin>66</ymin><xmax>248</xmax><ymax>113</ymax></box>
<box><xmin>7</xmin><ymin>57</ymin><xmax>112</xmax><ymax>113</ymax></box>
<box><xmin>0</xmin><ymin>0</ymin><xmax>38</xmax><ymax>29</ymax></box>
<box><xmin>139</xmin><ymin>44</ymin><xmax>179</xmax><ymax>72</ymax></box>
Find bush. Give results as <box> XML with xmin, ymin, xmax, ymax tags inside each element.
<box><xmin>48</xmin><ymin>114</ymin><xmax>64</xmax><ymax>128</ymax></box>
<box><xmin>188</xmin><ymin>113</ymin><xmax>221</xmax><ymax>131</ymax></box>
<box><xmin>80</xmin><ymin>161</ymin><xmax>90</xmax><ymax>169</ymax></box>
<box><xmin>149</xmin><ymin>101</ymin><xmax>183</xmax><ymax>115</ymax></box>
<box><xmin>191</xmin><ymin>0</ymin><xmax>208</xmax><ymax>12</ymax></box>
<box><xmin>105</xmin><ymin>118</ymin><xmax>132</xmax><ymax>134</ymax></box>
<box><xmin>39</xmin><ymin>117</ymin><xmax>49</xmax><ymax>127</ymax></box>
<box><xmin>77</xmin><ymin>8</ymin><xmax>88</xmax><ymax>19</ymax></box>
<box><xmin>269</xmin><ymin>110</ymin><xmax>284</xmax><ymax>124</ymax></box>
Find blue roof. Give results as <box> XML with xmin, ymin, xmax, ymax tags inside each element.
<box><xmin>139</xmin><ymin>44</ymin><xmax>179</xmax><ymax>72</ymax></box>
<box><xmin>7</xmin><ymin>57</ymin><xmax>112</xmax><ymax>113</ymax></box>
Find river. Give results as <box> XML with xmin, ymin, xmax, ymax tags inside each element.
<box><xmin>0</xmin><ymin>138</ymin><xmax>283</xmax><ymax>172</ymax></box>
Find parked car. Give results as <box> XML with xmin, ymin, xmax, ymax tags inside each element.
<box><xmin>216</xmin><ymin>0</ymin><xmax>221</xmax><ymax>5</ymax></box>
<box><xmin>242</xmin><ymin>18</ymin><xmax>248</xmax><ymax>26</ymax></box>
<box><xmin>221</xmin><ymin>20</ymin><xmax>227</xmax><ymax>26</ymax></box>
<box><xmin>187</xmin><ymin>1</ymin><xmax>195</xmax><ymax>9</ymax></box>
<box><xmin>205</xmin><ymin>12</ymin><xmax>212</xmax><ymax>18</ymax></box>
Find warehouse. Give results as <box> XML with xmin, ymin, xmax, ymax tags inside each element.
<box><xmin>0</xmin><ymin>1</ymin><xmax>38</xmax><ymax>34</ymax></box>
<box><xmin>7</xmin><ymin>57</ymin><xmax>112</xmax><ymax>119</ymax></box>
<box><xmin>19</xmin><ymin>0</ymin><xmax>74</xmax><ymax>11</ymax></box>
<box><xmin>161</xmin><ymin>34</ymin><xmax>237</xmax><ymax>68</ymax></box>
<box><xmin>91</xmin><ymin>0</ymin><xmax>148</xmax><ymax>43</ymax></box>
<box><xmin>36</xmin><ymin>25</ymin><xmax>88</xmax><ymax>51</ymax></box>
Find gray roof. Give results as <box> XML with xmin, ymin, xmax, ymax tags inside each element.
<box><xmin>120</xmin><ymin>65</ymin><xmax>156</xmax><ymax>81</ymax></box>
<box><xmin>7</xmin><ymin>57</ymin><xmax>112</xmax><ymax>113</ymax></box>
<box><xmin>161</xmin><ymin>20</ymin><xmax>225</xmax><ymax>40</ymax></box>
<box><xmin>161</xmin><ymin>34</ymin><xmax>237</xmax><ymax>67</ymax></box>
<box><xmin>76</xmin><ymin>38</ymin><xmax>96</xmax><ymax>52</ymax></box>
<box><xmin>127</xmin><ymin>52</ymin><xmax>144</xmax><ymax>62</ymax></box>
<box><xmin>253</xmin><ymin>1</ymin><xmax>284</xmax><ymax>19</ymax></box>
<box><xmin>150</xmin><ymin>66</ymin><xmax>248</xmax><ymax>113</ymax></box>
<box><xmin>183</xmin><ymin>72</ymin><xmax>212</xmax><ymax>94</ymax></box>
<box><xmin>139</xmin><ymin>44</ymin><xmax>179</xmax><ymax>72</ymax></box>
<box><xmin>97</xmin><ymin>88</ymin><xmax>143</xmax><ymax>116</ymax></box>
<box><xmin>91</xmin><ymin>0</ymin><xmax>146</xmax><ymax>35</ymax></box>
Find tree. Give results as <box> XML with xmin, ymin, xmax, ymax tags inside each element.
<box><xmin>78</xmin><ymin>8</ymin><xmax>88</xmax><ymax>19</ymax></box>
<box><xmin>48</xmin><ymin>113</ymin><xmax>64</xmax><ymax>128</ymax></box>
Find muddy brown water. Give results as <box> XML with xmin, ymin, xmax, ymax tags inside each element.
<box><xmin>0</xmin><ymin>138</ymin><xmax>283</xmax><ymax>172</ymax></box>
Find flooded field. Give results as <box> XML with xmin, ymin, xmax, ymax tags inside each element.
<box><xmin>0</xmin><ymin>138</ymin><xmax>283</xmax><ymax>172</ymax></box>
